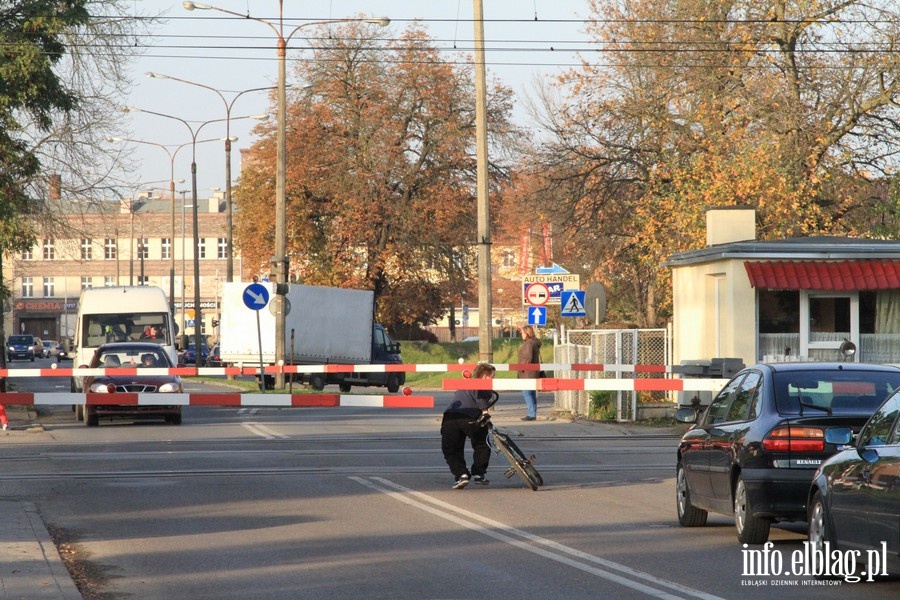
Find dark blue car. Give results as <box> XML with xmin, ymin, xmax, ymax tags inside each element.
<box><xmin>181</xmin><ymin>344</ymin><xmax>209</xmax><ymax>366</ymax></box>
<box><xmin>807</xmin><ymin>391</ymin><xmax>900</xmax><ymax>576</ymax></box>
<box><xmin>675</xmin><ymin>362</ymin><xmax>900</xmax><ymax>544</ymax></box>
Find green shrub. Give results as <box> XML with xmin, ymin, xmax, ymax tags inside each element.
<box><xmin>589</xmin><ymin>390</ymin><xmax>616</xmax><ymax>420</ymax></box>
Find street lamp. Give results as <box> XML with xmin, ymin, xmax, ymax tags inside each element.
<box><xmin>145</xmin><ymin>72</ymin><xmax>273</xmax><ymax>283</ymax></box>
<box><xmin>184</xmin><ymin>0</ymin><xmax>389</xmax><ymax>387</ymax></box>
<box><xmin>119</xmin><ymin>179</ymin><xmax>179</xmax><ymax>286</ymax></box>
<box><xmin>107</xmin><ymin>136</ymin><xmax>219</xmax><ymax>314</ymax></box>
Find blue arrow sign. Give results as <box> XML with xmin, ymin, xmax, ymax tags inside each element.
<box><xmin>560</xmin><ymin>290</ymin><xmax>586</xmax><ymax>317</ymax></box>
<box><xmin>242</xmin><ymin>282</ymin><xmax>270</xmax><ymax>311</ymax></box>
<box><xmin>527</xmin><ymin>306</ymin><xmax>547</xmax><ymax>326</ymax></box>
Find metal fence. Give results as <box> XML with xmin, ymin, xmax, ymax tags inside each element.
<box><xmin>552</xmin><ymin>328</ymin><xmax>669</xmax><ymax>421</ymax></box>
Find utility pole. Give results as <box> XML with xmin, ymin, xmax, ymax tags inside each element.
<box><xmin>474</xmin><ymin>0</ymin><xmax>493</xmax><ymax>362</ymax></box>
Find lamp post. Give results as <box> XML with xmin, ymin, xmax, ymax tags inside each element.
<box><xmin>121</xmin><ymin>179</ymin><xmax>176</xmax><ymax>287</ymax></box>
<box><xmin>122</xmin><ymin>108</ymin><xmax>264</xmax><ymax>361</ymax></box>
<box><xmin>107</xmin><ymin>136</ymin><xmax>200</xmax><ymax>312</ymax></box>
<box><xmin>144</xmin><ymin>72</ymin><xmax>272</xmax><ymax>283</ymax></box>
<box><xmin>184</xmin><ymin>0</ymin><xmax>389</xmax><ymax>388</ymax></box>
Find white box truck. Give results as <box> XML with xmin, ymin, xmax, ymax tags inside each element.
<box><xmin>70</xmin><ymin>286</ymin><xmax>178</xmax><ymax>417</ymax></box>
<box><xmin>218</xmin><ymin>282</ymin><xmax>405</xmax><ymax>392</ymax></box>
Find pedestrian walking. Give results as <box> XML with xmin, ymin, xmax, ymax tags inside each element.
<box><xmin>440</xmin><ymin>362</ymin><xmax>497</xmax><ymax>489</ymax></box>
<box><xmin>517</xmin><ymin>325</ymin><xmax>542</xmax><ymax>420</ymax></box>
<box><xmin>0</xmin><ymin>404</ymin><xmax>8</xmax><ymax>431</ymax></box>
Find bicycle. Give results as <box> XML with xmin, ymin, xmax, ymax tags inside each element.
<box><xmin>476</xmin><ymin>391</ymin><xmax>543</xmax><ymax>491</ymax></box>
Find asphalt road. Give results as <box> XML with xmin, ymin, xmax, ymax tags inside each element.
<box><xmin>3</xmin><ymin>357</ymin><xmax>899</xmax><ymax>599</ymax></box>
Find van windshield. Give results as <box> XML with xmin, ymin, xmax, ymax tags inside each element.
<box><xmin>82</xmin><ymin>313</ymin><xmax>171</xmax><ymax>347</ymax></box>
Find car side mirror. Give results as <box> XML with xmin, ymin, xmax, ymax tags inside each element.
<box><xmin>825</xmin><ymin>427</ymin><xmax>853</xmax><ymax>446</ymax></box>
<box><xmin>674</xmin><ymin>407</ymin><xmax>700</xmax><ymax>424</ymax></box>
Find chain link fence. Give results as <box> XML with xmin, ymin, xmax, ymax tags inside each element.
<box><xmin>552</xmin><ymin>328</ymin><xmax>669</xmax><ymax>421</ymax></box>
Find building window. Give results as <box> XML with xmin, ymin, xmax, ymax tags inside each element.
<box><xmin>104</xmin><ymin>238</ymin><xmax>116</xmax><ymax>260</ymax></box>
<box><xmin>139</xmin><ymin>238</ymin><xmax>149</xmax><ymax>259</ymax></box>
<box><xmin>22</xmin><ymin>248</ymin><xmax>32</xmax><ymax>260</ymax></box>
<box><xmin>198</xmin><ymin>238</ymin><xmax>206</xmax><ymax>259</ymax></box>
<box><xmin>138</xmin><ymin>276</ymin><xmax>149</xmax><ymax>286</ymax></box>
<box><xmin>81</xmin><ymin>277</ymin><xmax>92</xmax><ymax>290</ymax></box>
<box><xmin>81</xmin><ymin>239</ymin><xmax>92</xmax><ymax>260</ymax></box>
<box><xmin>162</xmin><ymin>238</ymin><xmax>171</xmax><ymax>260</ymax></box>
<box><xmin>43</xmin><ymin>277</ymin><xmax>55</xmax><ymax>297</ymax></box>
<box><xmin>104</xmin><ymin>276</ymin><xmax>115</xmax><ymax>287</ymax></box>
<box><xmin>43</xmin><ymin>238</ymin><xmax>55</xmax><ymax>260</ymax></box>
<box><xmin>22</xmin><ymin>277</ymin><xmax>33</xmax><ymax>298</ymax></box>
<box><xmin>218</xmin><ymin>237</ymin><xmax>227</xmax><ymax>259</ymax></box>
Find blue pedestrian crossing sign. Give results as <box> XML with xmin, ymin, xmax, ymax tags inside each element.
<box><xmin>560</xmin><ymin>290</ymin><xmax>586</xmax><ymax>317</ymax></box>
<box><xmin>527</xmin><ymin>306</ymin><xmax>547</xmax><ymax>326</ymax></box>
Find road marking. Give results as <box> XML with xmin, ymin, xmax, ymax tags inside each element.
<box><xmin>350</xmin><ymin>476</ymin><xmax>725</xmax><ymax>600</ymax></box>
<box><xmin>241</xmin><ymin>422</ymin><xmax>288</xmax><ymax>439</ymax></box>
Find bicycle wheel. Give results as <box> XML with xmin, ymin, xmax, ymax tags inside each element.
<box><xmin>504</xmin><ymin>436</ymin><xmax>543</xmax><ymax>487</ymax></box>
<box><xmin>492</xmin><ymin>432</ymin><xmax>541</xmax><ymax>491</ymax></box>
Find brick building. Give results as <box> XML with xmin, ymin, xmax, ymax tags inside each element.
<box><xmin>4</xmin><ymin>190</ymin><xmax>240</xmax><ymax>348</ymax></box>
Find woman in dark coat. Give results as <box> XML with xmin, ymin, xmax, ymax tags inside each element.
<box><xmin>517</xmin><ymin>325</ymin><xmax>542</xmax><ymax>420</ymax></box>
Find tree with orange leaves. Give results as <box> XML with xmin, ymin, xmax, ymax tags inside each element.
<box><xmin>529</xmin><ymin>0</ymin><xmax>900</xmax><ymax>327</ymax></box>
<box><xmin>234</xmin><ymin>22</ymin><xmax>517</xmax><ymax>328</ymax></box>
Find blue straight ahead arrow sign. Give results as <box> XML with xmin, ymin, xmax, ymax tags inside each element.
<box><xmin>527</xmin><ymin>306</ymin><xmax>547</xmax><ymax>326</ymax></box>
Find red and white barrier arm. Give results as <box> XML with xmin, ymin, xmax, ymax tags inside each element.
<box><xmin>0</xmin><ymin>392</ymin><xmax>434</xmax><ymax>408</ymax></box>
<box><xmin>442</xmin><ymin>377</ymin><xmax>729</xmax><ymax>393</ymax></box>
<box><xmin>0</xmin><ymin>363</ymin><xmax>683</xmax><ymax>378</ymax></box>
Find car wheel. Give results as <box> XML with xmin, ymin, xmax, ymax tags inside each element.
<box><xmin>808</xmin><ymin>491</ymin><xmax>834</xmax><ymax>548</ymax></box>
<box><xmin>84</xmin><ymin>406</ymin><xmax>99</xmax><ymax>427</ymax></box>
<box><xmin>676</xmin><ymin>462</ymin><xmax>708</xmax><ymax>527</ymax></box>
<box><xmin>734</xmin><ymin>475</ymin><xmax>770</xmax><ymax>544</ymax></box>
<box><xmin>166</xmin><ymin>414</ymin><xmax>183</xmax><ymax>425</ymax></box>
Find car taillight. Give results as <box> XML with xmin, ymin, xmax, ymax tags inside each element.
<box><xmin>106</xmin><ymin>383</ymin><xmax>116</xmax><ymax>393</ymax></box>
<box><xmin>762</xmin><ymin>426</ymin><xmax>825</xmax><ymax>452</ymax></box>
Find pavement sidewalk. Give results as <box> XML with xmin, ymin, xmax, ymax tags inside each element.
<box><xmin>0</xmin><ymin>500</ymin><xmax>81</xmax><ymax>599</ymax></box>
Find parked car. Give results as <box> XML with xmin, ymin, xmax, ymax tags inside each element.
<box><xmin>675</xmin><ymin>362</ymin><xmax>900</xmax><ymax>544</ymax></box>
<box><xmin>57</xmin><ymin>339</ymin><xmax>72</xmax><ymax>362</ymax></box>
<box><xmin>7</xmin><ymin>334</ymin><xmax>38</xmax><ymax>362</ymax></box>
<box><xmin>43</xmin><ymin>340</ymin><xmax>61</xmax><ymax>359</ymax></box>
<box><xmin>206</xmin><ymin>344</ymin><xmax>222</xmax><ymax>367</ymax></box>
<box><xmin>80</xmin><ymin>342</ymin><xmax>183</xmax><ymax>426</ymax></box>
<box><xmin>807</xmin><ymin>390</ymin><xmax>900</xmax><ymax>576</ymax></box>
<box><xmin>181</xmin><ymin>344</ymin><xmax>210</xmax><ymax>366</ymax></box>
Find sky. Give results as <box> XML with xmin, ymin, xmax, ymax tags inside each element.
<box><xmin>115</xmin><ymin>0</ymin><xmax>595</xmax><ymax>196</ymax></box>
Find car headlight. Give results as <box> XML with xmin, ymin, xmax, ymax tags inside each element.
<box><xmin>157</xmin><ymin>382</ymin><xmax>182</xmax><ymax>393</ymax></box>
<box><xmin>89</xmin><ymin>382</ymin><xmax>114</xmax><ymax>393</ymax></box>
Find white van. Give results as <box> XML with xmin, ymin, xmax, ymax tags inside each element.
<box><xmin>71</xmin><ymin>286</ymin><xmax>177</xmax><ymax>397</ymax></box>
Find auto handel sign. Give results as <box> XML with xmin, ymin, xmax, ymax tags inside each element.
<box><xmin>520</xmin><ymin>273</ymin><xmax>580</xmax><ymax>306</ymax></box>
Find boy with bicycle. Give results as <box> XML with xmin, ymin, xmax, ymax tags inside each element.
<box><xmin>440</xmin><ymin>362</ymin><xmax>497</xmax><ymax>489</ymax></box>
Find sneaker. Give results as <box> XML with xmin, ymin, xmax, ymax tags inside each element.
<box><xmin>452</xmin><ymin>474</ymin><xmax>470</xmax><ymax>489</ymax></box>
<box><xmin>521</xmin><ymin>416</ymin><xmax>536</xmax><ymax>421</ymax></box>
<box><xmin>472</xmin><ymin>475</ymin><xmax>489</xmax><ymax>485</ymax></box>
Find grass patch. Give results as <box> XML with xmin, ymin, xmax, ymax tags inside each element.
<box><xmin>401</xmin><ymin>338</ymin><xmax>554</xmax><ymax>389</ymax></box>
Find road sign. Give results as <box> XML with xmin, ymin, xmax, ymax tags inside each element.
<box><xmin>527</xmin><ymin>306</ymin><xmax>547</xmax><ymax>326</ymax></box>
<box><xmin>242</xmin><ymin>282</ymin><xmax>270</xmax><ymax>311</ymax></box>
<box><xmin>535</xmin><ymin>263</ymin><xmax>570</xmax><ymax>274</ymax></box>
<box><xmin>560</xmin><ymin>290</ymin><xmax>586</xmax><ymax>317</ymax></box>
<box><xmin>525</xmin><ymin>282</ymin><xmax>550</xmax><ymax>306</ymax></box>
<box><xmin>584</xmin><ymin>282</ymin><xmax>607</xmax><ymax>324</ymax></box>
<box><xmin>521</xmin><ymin>273</ymin><xmax>580</xmax><ymax>305</ymax></box>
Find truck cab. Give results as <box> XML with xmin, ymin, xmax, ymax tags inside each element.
<box><xmin>312</xmin><ymin>324</ymin><xmax>405</xmax><ymax>393</ymax></box>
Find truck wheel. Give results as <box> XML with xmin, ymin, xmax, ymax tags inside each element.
<box><xmin>339</xmin><ymin>383</ymin><xmax>352</xmax><ymax>393</ymax></box>
<box><xmin>386</xmin><ymin>374</ymin><xmax>400</xmax><ymax>394</ymax></box>
<box><xmin>310</xmin><ymin>374</ymin><xmax>326</xmax><ymax>391</ymax></box>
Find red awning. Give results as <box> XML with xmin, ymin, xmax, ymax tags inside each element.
<box><xmin>744</xmin><ymin>260</ymin><xmax>900</xmax><ymax>290</ymax></box>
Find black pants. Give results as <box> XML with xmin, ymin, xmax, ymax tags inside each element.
<box><xmin>441</xmin><ymin>412</ymin><xmax>490</xmax><ymax>480</ymax></box>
